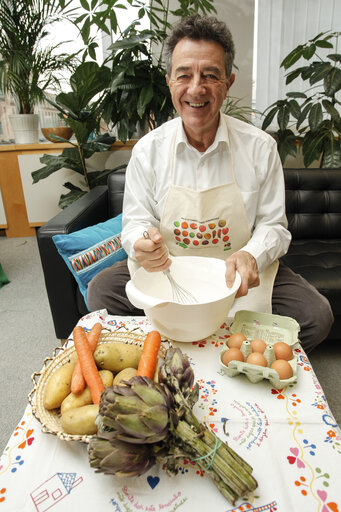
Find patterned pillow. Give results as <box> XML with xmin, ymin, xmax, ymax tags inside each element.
<box><xmin>53</xmin><ymin>214</ymin><xmax>127</xmax><ymax>308</ymax></box>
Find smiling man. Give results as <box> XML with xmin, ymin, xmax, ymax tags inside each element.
<box><xmin>87</xmin><ymin>15</ymin><xmax>333</xmax><ymax>354</ymax></box>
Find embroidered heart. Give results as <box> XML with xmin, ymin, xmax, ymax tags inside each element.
<box><xmin>287</xmin><ymin>456</ymin><xmax>296</xmax><ymax>465</ymax></box>
<box><xmin>147</xmin><ymin>476</ymin><xmax>160</xmax><ymax>489</ymax></box>
<box><xmin>27</xmin><ymin>437</ymin><xmax>34</xmax><ymax>446</ymax></box>
<box><xmin>297</xmin><ymin>458</ymin><xmax>305</xmax><ymax>468</ymax></box>
<box><xmin>317</xmin><ymin>490</ymin><xmax>328</xmax><ymax>502</ymax></box>
<box><xmin>290</xmin><ymin>447</ymin><xmax>299</xmax><ymax>456</ymax></box>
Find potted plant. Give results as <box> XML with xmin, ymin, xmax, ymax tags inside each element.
<box><xmin>0</xmin><ymin>0</ymin><xmax>77</xmax><ymax>144</ymax></box>
<box><xmin>64</xmin><ymin>0</ymin><xmax>217</xmax><ymax>143</ymax></box>
<box><xmin>261</xmin><ymin>31</ymin><xmax>341</xmax><ymax>168</ymax></box>
<box><xmin>31</xmin><ymin>61</ymin><xmax>117</xmax><ymax>208</ymax></box>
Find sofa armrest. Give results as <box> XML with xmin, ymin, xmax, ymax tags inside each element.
<box><xmin>37</xmin><ymin>186</ymin><xmax>109</xmax><ymax>339</ymax></box>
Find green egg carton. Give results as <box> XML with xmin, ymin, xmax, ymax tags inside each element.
<box><xmin>220</xmin><ymin>310</ymin><xmax>300</xmax><ymax>389</ymax></box>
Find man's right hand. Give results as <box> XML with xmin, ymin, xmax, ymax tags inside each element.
<box><xmin>133</xmin><ymin>227</ymin><xmax>171</xmax><ymax>272</ymax></box>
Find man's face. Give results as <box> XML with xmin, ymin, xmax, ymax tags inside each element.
<box><xmin>166</xmin><ymin>38</ymin><xmax>234</xmax><ymax>139</ymax></box>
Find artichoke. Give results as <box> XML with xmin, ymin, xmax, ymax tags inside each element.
<box><xmin>158</xmin><ymin>347</ymin><xmax>198</xmax><ymax>407</ymax></box>
<box><xmin>88</xmin><ymin>437</ymin><xmax>155</xmax><ymax>477</ymax></box>
<box><xmin>89</xmin><ymin>347</ymin><xmax>258</xmax><ymax>506</ymax></box>
<box><xmin>97</xmin><ymin>376</ymin><xmax>172</xmax><ymax>444</ymax></box>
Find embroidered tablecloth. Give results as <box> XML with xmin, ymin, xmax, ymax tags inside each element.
<box><xmin>1</xmin><ymin>310</ymin><xmax>340</xmax><ymax>512</ymax></box>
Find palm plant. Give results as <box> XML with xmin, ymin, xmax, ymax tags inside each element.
<box><xmin>0</xmin><ymin>0</ymin><xmax>77</xmax><ymax>114</ymax></box>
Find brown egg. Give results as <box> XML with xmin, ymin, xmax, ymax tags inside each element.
<box><xmin>227</xmin><ymin>332</ymin><xmax>247</xmax><ymax>349</ymax></box>
<box><xmin>273</xmin><ymin>342</ymin><xmax>293</xmax><ymax>361</ymax></box>
<box><xmin>270</xmin><ymin>359</ymin><xmax>293</xmax><ymax>380</ymax></box>
<box><xmin>222</xmin><ymin>348</ymin><xmax>244</xmax><ymax>366</ymax></box>
<box><xmin>246</xmin><ymin>352</ymin><xmax>267</xmax><ymax>367</ymax></box>
<box><xmin>250</xmin><ymin>338</ymin><xmax>267</xmax><ymax>353</ymax></box>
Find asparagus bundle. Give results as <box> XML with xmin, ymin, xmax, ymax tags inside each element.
<box><xmin>88</xmin><ymin>347</ymin><xmax>257</xmax><ymax>505</ymax></box>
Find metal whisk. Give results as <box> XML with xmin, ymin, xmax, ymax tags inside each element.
<box><xmin>143</xmin><ymin>231</ymin><xmax>198</xmax><ymax>304</ymax></box>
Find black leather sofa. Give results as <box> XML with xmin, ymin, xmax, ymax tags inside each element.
<box><xmin>37</xmin><ymin>168</ymin><xmax>341</xmax><ymax>341</ymax></box>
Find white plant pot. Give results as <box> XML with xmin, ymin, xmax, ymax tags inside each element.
<box><xmin>8</xmin><ymin>114</ymin><xmax>39</xmax><ymax>144</ymax></box>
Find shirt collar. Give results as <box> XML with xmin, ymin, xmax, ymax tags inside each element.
<box><xmin>175</xmin><ymin>113</ymin><xmax>230</xmax><ymax>154</ymax></box>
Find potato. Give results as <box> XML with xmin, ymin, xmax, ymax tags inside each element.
<box><xmin>43</xmin><ymin>354</ymin><xmax>77</xmax><ymax>410</ymax></box>
<box><xmin>60</xmin><ymin>370</ymin><xmax>114</xmax><ymax>415</ymax></box>
<box><xmin>113</xmin><ymin>367</ymin><xmax>137</xmax><ymax>386</ymax></box>
<box><xmin>61</xmin><ymin>404</ymin><xmax>99</xmax><ymax>435</ymax></box>
<box><xmin>94</xmin><ymin>342</ymin><xmax>142</xmax><ymax>372</ymax></box>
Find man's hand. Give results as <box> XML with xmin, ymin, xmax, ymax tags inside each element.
<box><xmin>225</xmin><ymin>251</ymin><xmax>260</xmax><ymax>298</ymax></box>
<box><xmin>134</xmin><ymin>227</ymin><xmax>171</xmax><ymax>272</ymax></box>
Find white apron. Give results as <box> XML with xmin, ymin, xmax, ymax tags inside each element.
<box><xmin>129</xmin><ymin>121</ymin><xmax>278</xmax><ymax>315</ymax></box>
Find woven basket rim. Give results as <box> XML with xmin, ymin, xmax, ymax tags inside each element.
<box><xmin>28</xmin><ymin>326</ymin><xmax>168</xmax><ymax>443</ymax></box>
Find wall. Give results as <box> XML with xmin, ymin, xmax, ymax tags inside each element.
<box><xmin>19</xmin><ymin>149</ymin><xmax>132</xmax><ymax>224</ymax></box>
<box><xmin>167</xmin><ymin>0</ymin><xmax>255</xmax><ymax>108</ymax></box>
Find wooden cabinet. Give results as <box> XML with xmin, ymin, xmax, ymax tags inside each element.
<box><xmin>0</xmin><ymin>141</ymin><xmax>135</xmax><ymax>237</ymax></box>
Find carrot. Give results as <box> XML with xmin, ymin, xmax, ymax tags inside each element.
<box><xmin>136</xmin><ymin>330</ymin><xmax>161</xmax><ymax>379</ymax></box>
<box><xmin>73</xmin><ymin>325</ymin><xmax>104</xmax><ymax>404</ymax></box>
<box><xmin>71</xmin><ymin>322</ymin><xmax>102</xmax><ymax>394</ymax></box>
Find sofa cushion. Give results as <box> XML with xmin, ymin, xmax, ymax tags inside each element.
<box><xmin>52</xmin><ymin>214</ymin><xmax>127</xmax><ymax>308</ymax></box>
<box><xmin>284</xmin><ymin>168</ymin><xmax>341</xmax><ymax>240</ymax></box>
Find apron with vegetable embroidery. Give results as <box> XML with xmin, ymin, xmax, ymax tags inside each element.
<box><xmin>159</xmin><ymin>121</ymin><xmax>279</xmax><ymax>315</ymax></box>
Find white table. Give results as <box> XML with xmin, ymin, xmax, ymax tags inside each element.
<box><xmin>1</xmin><ymin>310</ymin><xmax>341</xmax><ymax>511</ymax></box>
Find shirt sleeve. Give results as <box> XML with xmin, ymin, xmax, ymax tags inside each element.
<box><xmin>121</xmin><ymin>143</ymin><xmax>160</xmax><ymax>260</ymax></box>
<box><xmin>239</xmin><ymin>138</ymin><xmax>292</xmax><ymax>274</ymax></box>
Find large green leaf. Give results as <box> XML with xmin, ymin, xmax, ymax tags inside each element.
<box><xmin>277</xmin><ymin>129</ymin><xmax>297</xmax><ymax>164</ymax></box>
<box><xmin>302</xmin><ymin>131</ymin><xmax>326</xmax><ymax>167</ymax></box>
<box><xmin>87</xmin><ymin>164</ymin><xmax>126</xmax><ymax>188</ymax></box>
<box><xmin>309</xmin><ymin>62</ymin><xmax>333</xmax><ymax>86</ymax></box>
<box><xmin>297</xmin><ymin>103</ymin><xmax>313</xmax><ymax>129</ymax></box>
<box><xmin>286</xmin><ymin>92</ymin><xmax>307</xmax><ymax>99</ymax></box>
<box><xmin>137</xmin><ymin>83</ymin><xmax>154</xmax><ymax>118</ymax></box>
<box><xmin>308</xmin><ymin>103</ymin><xmax>323</xmax><ymax>132</ymax></box>
<box><xmin>280</xmin><ymin>46</ymin><xmax>304</xmax><ymax>69</ymax></box>
<box><xmin>288</xmin><ymin>99</ymin><xmax>301</xmax><ymax>119</ymax></box>
<box><xmin>108</xmin><ymin>32</ymin><xmax>154</xmax><ymax>52</ymax></box>
<box><xmin>261</xmin><ymin>106</ymin><xmax>278</xmax><ymax>131</ymax></box>
<box><xmin>59</xmin><ymin>184</ymin><xmax>87</xmax><ymax>209</ymax></box>
<box><xmin>324</xmin><ymin>68</ymin><xmax>341</xmax><ymax>96</ymax></box>
<box><xmin>32</xmin><ymin>153</ymin><xmax>81</xmax><ymax>183</ymax></box>
<box><xmin>327</xmin><ymin>53</ymin><xmax>341</xmax><ymax>63</ymax></box>
<box><xmin>322</xmin><ymin>136</ymin><xmax>341</xmax><ymax>168</ymax></box>
<box><xmin>303</xmin><ymin>44</ymin><xmax>316</xmax><ymax>60</ymax></box>
<box><xmin>277</xmin><ymin>105</ymin><xmax>290</xmax><ymax>131</ymax></box>
<box><xmin>315</xmin><ymin>40</ymin><xmax>334</xmax><ymax>49</ymax></box>
<box><xmin>322</xmin><ymin>100</ymin><xmax>340</xmax><ymax>121</ymax></box>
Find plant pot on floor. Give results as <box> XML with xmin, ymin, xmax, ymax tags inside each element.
<box><xmin>8</xmin><ymin>113</ymin><xmax>39</xmax><ymax>144</ymax></box>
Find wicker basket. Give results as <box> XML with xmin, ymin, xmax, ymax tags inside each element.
<box><xmin>28</xmin><ymin>326</ymin><xmax>168</xmax><ymax>443</ymax></box>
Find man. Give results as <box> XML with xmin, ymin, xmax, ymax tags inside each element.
<box><xmin>87</xmin><ymin>15</ymin><xmax>333</xmax><ymax>353</ymax></box>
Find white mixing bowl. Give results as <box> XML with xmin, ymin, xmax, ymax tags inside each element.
<box><xmin>126</xmin><ymin>256</ymin><xmax>241</xmax><ymax>342</ymax></box>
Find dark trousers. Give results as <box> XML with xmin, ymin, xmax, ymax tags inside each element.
<box><xmin>87</xmin><ymin>259</ymin><xmax>334</xmax><ymax>354</ymax></box>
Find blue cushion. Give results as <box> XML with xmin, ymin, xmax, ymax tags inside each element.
<box><xmin>52</xmin><ymin>214</ymin><xmax>127</xmax><ymax>309</ymax></box>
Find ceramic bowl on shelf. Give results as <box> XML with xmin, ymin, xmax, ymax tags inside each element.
<box><xmin>41</xmin><ymin>126</ymin><xmax>73</xmax><ymax>142</ymax></box>
<box><xmin>126</xmin><ymin>256</ymin><xmax>241</xmax><ymax>342</ymax></box>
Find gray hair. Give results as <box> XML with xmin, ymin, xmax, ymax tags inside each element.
<box><xmin>164</xmin><ymin>15</ymin><xmax>235</xmax><ymax>78</ymax></box>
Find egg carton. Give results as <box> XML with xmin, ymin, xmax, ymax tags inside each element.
<box><xmin>220</xmin><ymin>310</ymin><xmax>300</xmax><ymax>389</ymax></box>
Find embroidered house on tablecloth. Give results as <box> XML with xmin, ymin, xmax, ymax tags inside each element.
<box><xmin>30</xmin><ymin>472</ymin><xmax>83</xmax><ymax>511</ymax></box>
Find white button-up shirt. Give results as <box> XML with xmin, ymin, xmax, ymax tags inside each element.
<box><xmin>122</xmin><ymin>113</ymin><xmax>291</xmax><ymax>274</ymax></box>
